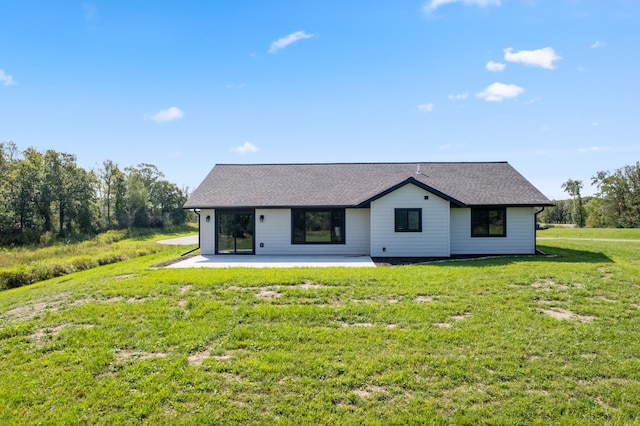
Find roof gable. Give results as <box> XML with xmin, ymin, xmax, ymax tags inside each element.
<box><xmin>357</xmin><ymin>177</ymin><xmax>466</xmax><ymax>207</ymax></box>
<box><xmin>184</xmin><ymin>162</ymin><xmax>553</xmax><ymax>209</ymax></box>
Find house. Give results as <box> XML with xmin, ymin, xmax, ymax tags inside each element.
<box><xmin>184</xmin><ymin>162</ymin><xmax>553</xmax><ymax>258</ymax></box>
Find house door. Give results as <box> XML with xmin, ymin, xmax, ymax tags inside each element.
<box><xmin>216</xmin><ymin>210</ymin><xmax>255</xmax><ymax>254</ymax></box>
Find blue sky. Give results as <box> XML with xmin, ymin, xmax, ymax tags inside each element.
<box><xmin>2</xmin><ymin>0</ymin><xmax>638</xmax><ymax>200</ymax></box>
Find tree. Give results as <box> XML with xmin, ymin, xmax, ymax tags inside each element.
<box><xmin>44</xmin><ymin>150</ymin><xmax>97</xmax><ymax>237</ymax></box>
<box><xmin>118</xmin><ymin>172</ymin><xmax>150</xmax><ymax>228</ymax></box>
<box><xmin>592</xmin><ymin>162</ymin><xmax>640</xmax><ymax>228</ymax></box>
<box><xmin>562</xmin><ymin>179</ymin><xmax>586</xmax><ymax>228</ymax></box>
<box><xmin>1</xmin><ymin>143</ymin><xmax>188</xmax><ymax>246</ymax></box>
<box><xmin>98</xmin><ymin>160</ymin><xmax>125</xmax><ymax>229</ymax></box>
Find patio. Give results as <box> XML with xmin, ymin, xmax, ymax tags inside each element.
<box><xmin>166</xmin><ymin>254</ymin><xmax>376</xmax><ymax>268</ymax></box>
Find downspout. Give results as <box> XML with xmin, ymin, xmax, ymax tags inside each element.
<box><xmin>181</xmin><ymin>209</ymin><xmax>200</xmax><ymax>256</ymax></box>
<box><xmin>534</xmin><ymin>206</ymin><xmax>545</xmax><ymax>255</ymax></box>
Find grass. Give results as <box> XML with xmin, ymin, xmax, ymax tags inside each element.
<box><xmin>0</xmin><ymin>225</ymin><xmax>197</xmax><ymax>290</ymax></box>
<box><xmin>1</xmin><ymin>230</ymin><xmax>640</xmax><ymax>424</ymax></box>
<box><xmin>538</xmin><ymin>226</ymin><xmax>640</xmax><ymax>240</ymax></box>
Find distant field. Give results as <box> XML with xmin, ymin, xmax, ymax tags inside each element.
<box><xmin>1</xmin><ymin>230</ymin><xmax>640</xmax><ymax>424</ymax></box>
<box><xmin>538</xmin><ymin>227</ymin><xmax>640</xmax><ymax>240</ymax></box>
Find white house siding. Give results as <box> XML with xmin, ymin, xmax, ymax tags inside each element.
<box><xmin>199</xmin><ymin>208</ymin><xmax>216</xmax><ymax>255</ymax></box>
<box><xmin>450</xmin><ymin>207</ymin><xmax>536</xmax><ymax>255</ymax></box>
<box><xmin>370</xmin><ymin>183</ymin><xmax>450</xmax><ymax>257</ymax></box>
<box><xmin>254</xmin><ymin>208</ymin><xmax>370</xmax><ymax>255</ymax></box>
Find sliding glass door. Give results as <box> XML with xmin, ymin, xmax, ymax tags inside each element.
<box><xmin>216</xmin><ymin>210</ymin><xmax>254</xmax><ymax>254</ymax></box>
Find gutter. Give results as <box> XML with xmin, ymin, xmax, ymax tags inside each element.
<box><xmin>181</xmin><ymin>209</ymin><xmax>201</xmax><ymax>256</ymax></box>
<box><xmin>534</xmin><ymin>206</ymin><xmax>545</xmax><ymax>255</ymax></box>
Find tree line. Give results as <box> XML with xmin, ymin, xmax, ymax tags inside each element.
<box><xmin>0</xmin><ymin>141</ymin><xmax>190</xmax><ymax>245</ymax></box>
<box><xmin>539</xmin><ymin>162</ymin><xmax>640</xmax><ymax>228</ymax></box>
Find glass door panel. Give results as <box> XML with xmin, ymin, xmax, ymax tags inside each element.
<box><xmin>217</xmin><ymin>213</ymin><xmax>236</xmax><ymax>254</ymax></box>
<box><xmin>234</xmin><ymin>213</ymin><xmax>254</xmax><ymax>254</ymax></box>
<box><xmin>216</xmin><ymin>211</ymin><xmax>254</xmax><ymax>254</ymax></box>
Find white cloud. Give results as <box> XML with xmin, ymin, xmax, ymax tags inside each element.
<box><xmin>590</xmin><ymin>40</ymin><xmax>606</xmax><ymax>49</ymax></box>
<box><xmin>269</xmin><ymin>31</ymin><xmax>315</xmax><ymax>54</ymax></box>
<box><xmin>233</xmin><ymin>141</ymin><xmax>259</xmax><ymax>155</ymax></box>
<box><xmin>504</xmin><ymin>47</ymin><xmax>561</xmax><ymax>70</ymax></box>
<box><xmin>418</xmin><ymin>103</ymin><xmax>435</xmax><ymax>112</ymax></box>
<box><xmin>424</xmin><ymin>0</ymin><xmax>501</xmax><ymax>12</ymax></box>
<box><xmin>82</xmin><ymin>2</ymin><xmax>98</xmax><ymax>21</ymax></box>
<box><xmin>0</xmin><ymin>69</ymin><xmax>16</xmax><ymax>86</ymax></box>
<box><xmin>476</xmin><ymin>82</ymin><xmax>524</xmax><ymax>102</ymax></box>
<box><xmin>576</xmin><ymin>65</ymin><xmax>587</xmax><ymax>72</ymax></box>
<box><xmin>147</xmin><ymin>107</ymin><xmax>184</xmax><ymax>123</ymax></box>
<box><xmin>523</xmin><ymin>96</ymin><xmax>542</xmax><ymax>105</ymax></box>
<box><xmin>579</xmin><ymin>146</ymin><xmax>609</xmax><ymax>153</ymax></box>
<box><xmin>448</xmin><ymin>92</ymin><xmax>469</xmax><ymax>101</ymax></box>
<box><xmin>486</xmin><ymin>61</ymin><xmax>506</xmax><ymax>72</ymax></box>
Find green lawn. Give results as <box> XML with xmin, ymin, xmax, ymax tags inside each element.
<box><xmin>538</xmin><ymin>226</ymin><xmax>640</xmax><ymax>240</ymax></box>
<box><xmin>1</xmin><ymin>232</ymin><xmax>640</xmax><ymax>424</ymax></box>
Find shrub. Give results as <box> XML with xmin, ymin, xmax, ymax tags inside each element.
<box><xmin>71</xmin><ymin>257</ymin><xmax>98</xmax><ymax>272</ymax></box>
<box><xmin>97</xmin><ymin>252</ymin><xmax>128</xmax><ymax>266</ymax></box>
<box><xmin>0</xmin><ymin>268</ymin><xmax>31</xmax><ymax>290</ymax></box>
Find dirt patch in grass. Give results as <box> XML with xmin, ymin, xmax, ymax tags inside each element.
<box><xmin>187</xmin><ymin>351</ymin><xmax>210</xmax><ymax>366</ymax></box>
<box><xmin>352</xmin><ymin>385</ymin><xmax>388</xmax><ymax>399</ymax></box>
<box><xmin>188</xmin><ymin>348</ymin><xmax>237</xmax><ymax>366</ymax></box>
<box><xmin>3</xmin><ymin>293</ymin><xmax>70</xmax><ymax>321</ymax></box>
<box><xmin>179</xmin><ymin>285</ymin><xmax>192</xmax><ymax>294</ymax></box>
<box><xmin>599</xmin><ymin>267</ymin><xmax>614</xmax><ymax>280</ymax></box>
<box><xmin>30</xmin><ymin>324</ymin><xmax>69</xmax><ymax>348</ymax></box>
<box><xmin>222</xmin><ymin>372</ymin><xmax>243</xmax><ymax>383</ymax></box>
<box><xmin>256</xmin><ymin>289</ymin><xmax>281</xmax><ymax>300</ymax></box>
<box><xmin>298</xmin><ymin>281</ymin><xmax>330</xmax><ymax>290</ymax></box>
<box><xmin>531</xmin><ymin>280</ymin><xmax>569</xmax><ymax>290</ymax></box>
<box><xmin>341</xmin><ymin>322</ymin><xmax>374</xmax><ymax>328</ymax></box>
<box><xmin>30</xmin><ymin>323</ymin><xmax>94</xmax><ymax>348</ymax></box>
<box><xmin>542</xmin><ymin>308</ymin><xmax>595</xmax><ymax>323</ymax></box>
<box><xmin>434</xmin><ymin>322</ymin><xmax>453</xmax><ymax>329</ymax></box>
<box><xmin>114</xmin><ymin>274</ymin><xmax>136</xmax><ymax>280</ymax></box>
<box><xmin>213</xmin><ymin>354</ymin><xmax>233</xmax><ymax>361</ymax></box>
<box><xmin>435</xmin><ymin>313</ymin><xmax>471</xmax><ymax>329</ymax></box>
<box><xmin>414</xmin><ymin>295</ymin><xmax>433</xmax><ymax>303</ymax></box>
<box><xmin>116</xmin><ymin>350</ymin><xmax>168</xmax><ymax>362</ymax></box>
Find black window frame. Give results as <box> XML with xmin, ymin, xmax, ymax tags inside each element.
<box><xmin>471</xmin><ymin>207</ymin><xmax>506</xmax><ymax>237</ymax></box>
<box><xmin>291</xmin><ymin>208</ymin><xmax>346</xmax><ymax>244</ymax></box>
<box><xmin>394</xmin><ymin>208</ymin><xmax>422</xmax><ymax>232</ymax></box>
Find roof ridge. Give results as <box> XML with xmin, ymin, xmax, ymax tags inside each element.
<box><xmin>215</xmin><ymin>161</ymin><xmax>510</xmax><ymax>166</ymax></box>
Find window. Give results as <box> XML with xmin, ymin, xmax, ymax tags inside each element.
<box><xmin>395</xmin><ymin>208</ymin><xmax>422</xmax><ymax>232</ymax></box>
<box><xmin>471</xmin><ymin>208</ymin><xmax>506</xmax><ymax>237</ymax></box>
<box><xmin>292</xmin><ymin>209</ymin><xmax>345</xmax><ymax>244</ymax></box>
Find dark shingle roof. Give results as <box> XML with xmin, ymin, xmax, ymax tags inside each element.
<box><xmin>184</xmin><ymin>162</ymin><xmax>553</xmax><ymax>209</ymax></box>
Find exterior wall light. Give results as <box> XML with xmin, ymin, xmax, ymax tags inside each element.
<box><xmin>205</xmin><ymin>215</ymin><xmax>211</xmax><ymax>223</ymax></box>
<box><xmin>260</xmin><ymin>215</ymin><xmax>264</xmax><ymax>222</ymax></box>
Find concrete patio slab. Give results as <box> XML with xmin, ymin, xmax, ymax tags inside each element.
<box><xmin>166</xmin><ymin>254</ymin><xmax>376</xmax><ymax>268</ymax></box>
<box><xmin>157</xmin><ymin>235</ymin><xmax>198</xmax><ymax>245</ymax></box>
